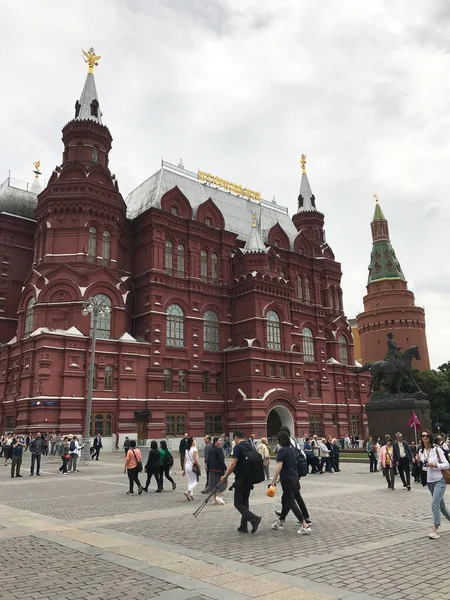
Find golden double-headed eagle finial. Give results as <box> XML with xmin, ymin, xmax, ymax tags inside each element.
<box><xmin>373</xmin><ymin>193</ymin><xmax>379</xmax><ymax>203</ymax></box>
<box><xmin>300</xmin><ymin>154</ymin><xmax>307</xmax><ymax>174</ymax></box>
<box><xmin>82</xmin><ymin>47</ymin><xmax>101</xmax><ymax>74</ymax></box>
<box><xmin>33</xmin><ymin>161</ymin><xmax>41</xmax><ymax>178</ymax></box>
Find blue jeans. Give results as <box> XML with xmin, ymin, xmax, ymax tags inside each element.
<box><xmin>428</xmin><ymin>478</ymin><xmax>450</xmax><ymax>527</ymax></box>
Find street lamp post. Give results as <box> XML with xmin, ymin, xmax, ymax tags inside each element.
<box><xmin>81</xmin><ymin>296</ymin><xmax>110</xmax><ymax>464</ymax></box>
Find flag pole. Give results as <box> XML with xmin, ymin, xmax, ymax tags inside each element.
<box><xmin>414</xmin><ymin>422</ymin><xmax>417</xmax><ymax>446</ymax></box>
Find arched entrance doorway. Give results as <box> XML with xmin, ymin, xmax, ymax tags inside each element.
<box><xmin>267</xmin><ymin>405</ymin><xmax>295</xmax><ymax>439</ymax></box>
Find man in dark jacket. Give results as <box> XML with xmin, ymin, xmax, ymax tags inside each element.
<box><xmin>393</xmin><ymin>431</ymin><xmax>413</xmax><ymax>491</ymax></box>
<box><xmin>201</xmin><ymin>435</ymin><xmax>212</xmax><ymax>494</ymax></box>
<box><xmin>30</xmin><ymin>432</ymin><xmax>44</xmax><ymax>477</ymax></box>
<box><xmin>179</xmin><ymin>433</ymin><xmax>189</xmax><ymax>471</ymax></box>
<box><xmin>92</xmin><ymin>433</ymin><xmax>103</xmax><ymax>460</ymax></box>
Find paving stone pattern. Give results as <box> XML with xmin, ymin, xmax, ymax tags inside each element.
<box><xmin>0</xmin><ymin>535</ymin><xmax>178</xmax><ymax>600</ymax></box>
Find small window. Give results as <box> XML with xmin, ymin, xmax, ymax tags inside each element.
<box><xmin>166</xmin><ymin>414</ymin><xmax>185</xmax><ymax>436</ymax></box>
<box><xmin>205</xmin><ymin>414</ymin><xmax>223</xmax><ymax>435</ymax></box>
<box><xmin>200</xmin><ymin>250</ymin><xmax>207</xmax><ymax>280</ymax></box>
<box><xmin>92</xmin><ymin>148</ymin><xmax>98</xmax><ymax>163</ymax></box>
<box><xmin>75</xmin><ymin>101</ymin><xmax>81</xmax><ymax>118</ymax></box>
<box><xmin>211</xmin><ymin>253</ymin><xmax>218</xmax><ymax>283</ymax></box>
<box><xmin>90</xmin><ymin>413</ymin><xmax>112</xmax><ymax>437</ymax></box>
<box><xmin>308</xmin><ymin>414</ymin><xmax>323</xmax><ymax>437</ymax></box>
<box><xmin>329</xmin><ymin>288</ymin><xmax>334</xmax><ymax>310</ymax></box>
<box><xmin>304</xmin><ymin>278</ymin><xmax>311</xmax><ymax>304</ymax></box>
<box><xmin>163</xmin><ymin>368</ymin><xmax>172</xmax><ymax>392</ymax></box>
<box><xmin>165</xmin><ymin>241</ymin><xmax>173</xmax><ymax>275</ymax></box>
<box><xmin>216</xmin><ymin>372</ymin><xmax>223</xmax><ymax>393</ymax></box>
<box><xmin>205</xmin><ymin>217</ymin><xmax>212</xmax><ymax>226</ymax></box>
<box><xmin>104</xmin><ymin>365</ymin><xmax>113</xmax><ymax>390</ymax></box>
<box><xmin>24</xmin><ymin>298</ymin><xmax>35</xmax><ymax>337</ymax></box>
<box><xmin>177</xmin><ymin>244</ymin><xmax>185</xmax><ymax>276</ymax></box>
<box><xmin>90</xmin><ymin>99</ymin><xmax>99</xmax><ymax>118</ymax></box>
<box><xmin>266</xmin><ymin>310</ymin><xmax>281</xmax><ymax>350</ymax></box>
<box><xmin>280</xmin><ymin>365</ymin><xmax>285</xmax><ymax>378</ymax></box>
<box><xmin>339</xmin><ymin>335</ymin><xmax>349</xmax><ymax>365</ymax></box>
<box><xmin>178</xmin><ymin>369</ymin><xmax>187</xmax><ymax>392</ymax></box>
<box><xmin>298</xmin><ymin>276</ymin><xmax>303</xmax><ymax>301</ymax></box>
<box><xmin>202</xmin><ymin>371</ymin><xmax>209</xmax><ymax>393</ymax></box>
<box><xmin>88</xmin><ymin>226</ymin><xmax>97</xmax><ymax>263</ymax></box>
<box><xmin>102</xmin><ymin>231</ymin><xmax>110</xmax><ymax>265</ymax></box>
<box><xmin>269</xmin><ymin>364</ymin><xmax>276</xmax><ymax>377</ymax></box>
<box><xmin>171</xmin><ymin>205</ymin><xmax>178</xmax><ymax>215</ymax></box>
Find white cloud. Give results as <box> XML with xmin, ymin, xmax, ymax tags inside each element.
<box><xmin>0</xmin><ymin>0</ymin><xmax>447</xmax><ymax>366</ymax></box>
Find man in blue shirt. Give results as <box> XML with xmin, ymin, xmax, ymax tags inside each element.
<box><xmin>11</xmin><ymin>436</ymin><xmax>25</xmax><ymax>478</ymax></box>
<box><xmin>220</xmin><ymin>431</ymin><xmax>261</xmax><ymax>534</ymax></box>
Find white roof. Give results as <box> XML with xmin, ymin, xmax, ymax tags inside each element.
<box><xmin>126</xmin><ymin>161</ymin><xmax>299</xmax><ymax>244</ymax></box>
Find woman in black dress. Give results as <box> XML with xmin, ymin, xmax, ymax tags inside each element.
<box><xmin>144</xmin><ymin>440</ymin><xmax>162</xmax><ymax>492</ymax></box>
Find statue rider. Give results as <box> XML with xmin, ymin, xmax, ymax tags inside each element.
<box><xmin>386</xmin><ymin>332</ymin><xmax>402</xmax><ymax>370</ymax></box>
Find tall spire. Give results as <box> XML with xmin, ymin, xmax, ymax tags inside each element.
<box><xmin>243</xmin><ymin>214</ymin><xmax>267</xmax><ymax>253</ymax></box>
<box><xmin>368</xmin><ymin>195</ymin><xmax>405</xmax><ymax>284</ymax></box>
<box><xmin>297</xmin><ymin>154</ymin><xmax>317</xmax><ymax>212</ymax></box>
<box><xmin>74</xmin><ymin>48</ymin><xmax>102</xmax><ymax>124</ymax></box>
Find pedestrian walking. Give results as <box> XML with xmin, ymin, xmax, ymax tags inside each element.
<box><xmin>25</xmin><ymin>433</ymin><xmax>32</xmax><ymax>453</ymax></box>
<box><xmin>223</xmin><ymin>436</ymin><xmax>231</xmax><ymax>458</ymax></box>
<box><xmin>220</xmin><ymin>431</ymin><xmax>262</xmax><ymax>533</ymax></box>
<box><xmin>205</xmin><ymin>436</ymin><xmax>227</xmax><ymax>504</ymax></box>
<box><xmin>393</xmin><ymin>432</ymin><xmax>413</xmax><ymax>491</ymax></box>
<box><xmin>201</xmin><ymin>435</ymin><xmax>212</xmax><ymax>494</ymax></box>
<box><xmin>179</xmin><ymin>432</ymin><xmax>189</xmax><ymax>471</ymax></box>
<box><xmin>319</xmin><ymin>438</ymin><xmax>332</xmax><ymax>473</ymax></box>
<box><xmin>30</xmin><ymin>432</ymin><xmax>44</xmax><ymax>477</ymax></box>
<box><xmin>42</xmin><ymin>434</ymin><xmax>49</xmax><ymax>456</ymax></box>
<box><xmin>67</xmin><ymin>435</ymin><xmax>80</xmax><ymax>473</ymax></box>
<box><xmin>123</xmin><ymin>436</ymin><xmax>131</xmax><ymax>457</ymax></box>
<box><xmin>144</xmin><ymin>440</ymin><xmax>163</xmax><ymax>493</ymax></box>
<box><xmin>159</xmin><ymin>440</ymin><xmax>176</xmax><ymax>490</ymax></box>
<box><xmin>124</xmin><ymin>440</ymin><xmax>143</xmax><ymax>495</ymax></box>
<box><xmin>331</xmin><ymin>438</ymin><xmax>340</xmax><ymax>472</ymax></box>
<box><xmin>92</xmin><ymin>433</ymin><xmax>102</xmax><ymax>460</ymax></box>
<box><xmin>183</xmin><ymin>436</ymin><xmax>200</xmax><ymax>501</ymax></box>
<box><xmin>257</xmin><ymin>437</ymin><xmax>271</xmax><ymax>480</ymax></box>
<box><xmin>417</xmin><ymin>430</ymin><xmax>450</xmax><ymax>539</ymax></box>
<box><xmin>58</xmin><ymin>437</ymin><xmax>70</xmax><ymax>475</ymax></box>
<box><xmin>11</xmin><ymin>435</ymin><xmax>25</xmax><ymax>478</ymax></box>
<box><xmin>3</xmin><ymin>433</ymin><xmax>12</xmax><ymax>466</ymax></box>
<box><xmin>367</xmin><ymin>436</ymin><xmax>378</xmax><ymax>473</ymax></box>
<box><xmin>410</xmin><ymin>441</ymin><xmax>421</xmax><ymax>483</ymax></box>
<box><xmin>380</xmin><ymin>438</ymin><xmax>395</xmax><ymax>490</ymax></box>
<box><xmin>270</xmin><ymin>430</ymin><xmax>312</xmax><ymax>535</ymax></box>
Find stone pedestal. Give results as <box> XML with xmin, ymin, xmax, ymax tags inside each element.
<box><xmin>365</xmin><ymin>394</ymin><xmax>431</xmax><ymax>441</ymax></box>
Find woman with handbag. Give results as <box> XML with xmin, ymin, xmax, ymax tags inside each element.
<box><xmin>417</xmin><ymin>430</ymin><xmax>450</xmax><ymax>539</ymax></box>
<box><xmin>124</xmin><ymin>439</ymin><xmax>143</xmax><ymax>495</ymax></box>
<box><xmin>379</xmin><ymin>438</ymin><xmax>395</xmax><ymax>490</ymax></box>
<box><xmin>257</xmin><ymin>437</ymin><xmax>271</xmax><ymax>480</ymax></box>
<box><xmin>183</xmin><ymin>436</ymin><xmax>200</xmax><ymax>500</ymax></box>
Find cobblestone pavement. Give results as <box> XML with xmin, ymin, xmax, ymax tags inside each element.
<box><xmin>0</xmin><ymin>452</ymin><xmax>447</xmax><ymax>600</ymax></box>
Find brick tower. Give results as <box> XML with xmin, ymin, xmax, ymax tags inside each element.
<box><xmin>356</xmin><ymin>197</ymin><xmax>430</xmax><ymax>370</ymax></box>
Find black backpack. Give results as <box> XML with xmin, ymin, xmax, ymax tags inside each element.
<box><xmin>292</xmin><ymin>441</ymin><xmax>308</xmax><ymax>478</ymax></box>
<box><xmin>69</xmin><ymin>440</ymin><xmax>76</xmax><ymax>452</ymax></box>
<box><xmin>165</xmin><ymin>450</ymin><xmax>174</xmax><ymax>468</ymax></box>
<box><xmin>240</xmin><ymin>443</ymin><xmax>265</xmax><ymax>485</ymax></box>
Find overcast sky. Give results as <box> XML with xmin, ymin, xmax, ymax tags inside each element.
<box><xmin>1</xmin><ymin>0</ymin><xmax>449</xmax><ymax>368</ymax></box>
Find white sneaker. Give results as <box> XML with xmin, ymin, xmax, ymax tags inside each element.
<box><xmin>216</xmin><ymin>497</ymin><xmax>225</xmax><ymax>505</ymax></box>
<box><xmin>429</xmin><ymin>528</ymin><xmax>440</xmax><ymax>540</ymax></box>
<box><xmin>298</xmin><ymin>526</ymin><xmax>312</xmax><ymax>535</ymax></box>
<box><xmin>271</xmin><ymin>520</ymin><xmax>284</xmax><ymax>530</ymax></box>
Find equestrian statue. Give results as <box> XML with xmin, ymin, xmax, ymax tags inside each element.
<box><xmin>351</xmin><ymin>332</ymin><xmax>422</xmax><ymax>397</ymax></box>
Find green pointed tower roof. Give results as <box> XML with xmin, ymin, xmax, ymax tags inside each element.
<box><xmin>367</xmin><ymin>196</ymin><xmax>405</xmax><ymax>284</ymax></box>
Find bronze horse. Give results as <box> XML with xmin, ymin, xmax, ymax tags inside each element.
<box><xmin>352</xmin><ymin>345</ymin><xmax>422</xmax><ymax>396</ymax></box>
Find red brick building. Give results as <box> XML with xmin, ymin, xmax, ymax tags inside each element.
<box><xmin>356</xmin><ymin>199</ymin><xmax>430</xmax><ymax>370</ymax></box>
<box><xmin>0</xmin><ymin>64</ymin><xmax>368</xmax><ymax>449</ymax></box>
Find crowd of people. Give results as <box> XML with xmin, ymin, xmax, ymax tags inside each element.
<box><xmin>1</xmin><ymin>431</ymin><xmax>104</xmax><ymax>477</ymax></box>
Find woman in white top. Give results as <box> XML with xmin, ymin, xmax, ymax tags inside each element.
<box><xmin>183</xmin><ymin>436</ymin><xmax>200</xmax><ymax>501</ymax></box>
<box><xmin>417</xmin><ymin>429</ymin><xmax>450</xmax><ymax>539</ymax></box>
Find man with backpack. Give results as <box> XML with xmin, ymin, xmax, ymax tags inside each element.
<box><xmin>271</xmin><ymin>429</ymin><xmax>312</xmax><ymax>535</ymax></box>
<box><xmin>29</xmin><ymin>432</ymin><xmax>44</xmax><ymax>477</ymax></box>
<box><xmin>220</xmin><ymin>431</ymin><xmax>263</xmax><ymax>534</ymax></box>
<box><xmin>67</xmin><ymin>435</ymin><xmax>80</xmax><ymax>473</ymax></box>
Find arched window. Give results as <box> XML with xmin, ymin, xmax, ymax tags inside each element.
<box><xmin>200</xmin><ymin>250</ymin><xmax>208</xmax><ymax>280</ymax></box>
<box><xmin>178</xmin><ymin>369</ymin><xmax>187</xmax><ymax>392</ymax></box>
<box><xmin>90</xmin><ymin>99</ymin><xmax>99</xmax><ymax>118</ymax></box>
<box><xmin>204</xmin><ymin>311</ymin><xmax>219</xmax><ymax>351</ymax></box>
<box><xmin>167</xmin><ymin>304</ymin><xmax>184</xmax><ymax>347</ymax></box>
<box><xmin>298</xmin><ymin>276</ymin><xmax>303</xmax><ymax>301</ymax></box>
<box><xmin>92</xmin><ymin>294</ymin><xmax>112</xmax><ymax>339</ymax></box>
<box><xmin>267</xmin><ymin>310</ymin><xmax>281</xmax><ymax>350</ymax></box>
<box><xmin>304</xmin><ymin>278</ymin><xmax>311</xmax><ymax>304</ymax></box>
<box><xmin>177</xmin><ymin>244</ymin><xmax>185</xmax><ymax>276</ymax></box>
<box><xmin>339</xmin><ymin>335</ymin><xmax>349</xmax><ymax>365</ymax></box>
<box><xmin>88</xmin><ymin>227</ymin><xmax>97</xmax><ymax>263</ymax></box>
<box><xmin>302</xmin><ymin>327</ymin><xmax>315</xmax><ymax>362</ymax></box>
<box><xmin>24</xmin><ymin>298</ymin><xmax>35</xmax><ymax>336</ymax></box>
<box><xmin>165</xmin><ymin>241</ymin><xmax>173</xmax><ymax>274</ymax></box>
<box><xmin>163</xmin><ymin>368</ymin><xmax>172</xmax><ymax>392</ymax></box>
<box><xmin>202</xmin><ymin>371</ymin><xmax>209</xmax><ymax>393</ymax></box>
<box><xmin>329</xmin><ymin>288</ymin><xmax>334</xmax><ymax>310</ymax></box>
<box><xmin>92</xmin><ymin>147</ymin><xmax>98</xmax><ymax>163</ymax></box>
<box><xmin>211</xmin><ymin>253</ymin><xmax>218</xmax><ymax>282</ymax></box>
<box><xmin>102</xmin><ymin>231</ymin><xmax>110</xmax><ymax>265</ymax></box>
